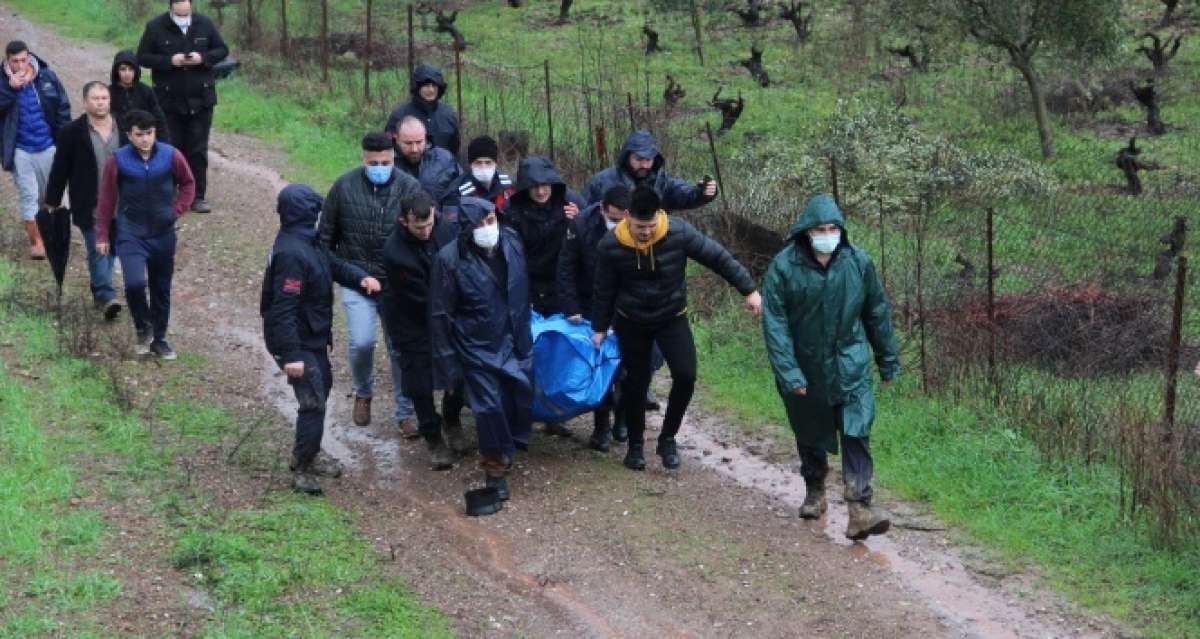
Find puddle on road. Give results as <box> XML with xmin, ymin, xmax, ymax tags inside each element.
<box><xmin>679</xmin><ymin>427</ymin><xmax>1083</xmax><ymax>639</ymax></box>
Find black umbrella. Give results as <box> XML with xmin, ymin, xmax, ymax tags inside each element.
<box><xmin>35</xmin><ymin>205</ymin><xmax>71</xmax><ymax>299</ymax></box>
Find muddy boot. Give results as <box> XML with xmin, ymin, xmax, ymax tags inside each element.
<box><xmin>655</xmin><ymin>437</ymin><xmax>681</xmax><ymax>470</ymax></box>
<box><xmin>623</xmin><ymin>443</ymin><xmax>646</xmax><ymax>470</ymax></box>
<box><xmin>485</xmin><ymin>474</ymin><xmax>510</xmax><ymax>501</ymax></box>
<box><xmin>307</xmin><ymin>451</ymin><xmax>345</xmax><ymax>478</ymax></box>
<box><xmin>24</xmin><ymin>221</ymin><xmax>45</xmax><ymax>260</ymax></box>
<box><xmin>425</xmin><ymin>434</ymin><xmax>455</xmax><ymax>471</ymax></box>
<box><xmin>588</xmin><ymin>411</ymin><xmax>612</xmax><ymax>452</ymax></box>
<box><xmin>291</xmin><ymin>464</ymin><xmax>322</xmax><ymax>495</ymax></box>
<box><xmin>798</xmin><ymin>481</ymin><xmax>827</xmax><ymax>519</ymax></box>
<box><xmin>845</xmin><ymin>500</ymin><xmax>891</xmax><ymax>541</ymax></box>
<box><xmin>352</xmin><ymin>395</ymin><xmax>372</xmax><ymax>426</ymax></box>
<box><xmin>442</xmin><ymin>418</ymin><xmax>471</xmax><ymax>455</ymax></box>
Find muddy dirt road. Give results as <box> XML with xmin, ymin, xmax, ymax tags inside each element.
<box><xmin>0</xmin><ymin>6</ymin><xmax>1129</xmax><ymax>637</ymax></box>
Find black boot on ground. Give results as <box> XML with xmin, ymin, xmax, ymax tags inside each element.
<box><xmin>798</xmin><ymin>481</ymin><xmax>827</xmax><ymax>519</ymax></box>
<box><xmin>588</xmin><ymin>411</ymin><xmax>612</xmax><ymax>452</ymax></box>
<box><xmin>425</xmin><ymin>434</ymin><xmax>455</xmax><ymax>470</ymax></box>
<box><xmin>655</xmin><ymin>437</ymin><xmax>681</xmax><ymax>470</ymax></box>
<box><xmin>611</xmin><ymin>411</ymin><xmax>629</xmax><ymax>443</ymax></box>
<box><xmin>485</xmin><ymin>474</ymin><xmax>510</xmax><ymax>501</ymax></box>
<box><xmin>623</xmin><ymin>443</ymin><xmax>646</xmax><ymax>470</ymax></box>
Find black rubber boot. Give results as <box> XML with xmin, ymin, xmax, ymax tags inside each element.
<box><xmin>611</xmin><ymin>410</ymin><xmax>629</xmax><ymax>443</ymax></box>
<box><xmin>623</xmin><ymin>443</ymin><xmax>646</xmax><ymax>470</ymax></box>
<box><xmin>798</xmin><ymin>481</ymin><xmax>827</xmax><ymax>519</ymax></box>
<box><xmin>588</xmin><ymin>410</ymin><xmax>612</xmax><ymax>452</ymax></box>
<box><xmin>485</xmin><ymin>474</ymin><xmax>510</xmax><ymax>501</ymax></box>
<box><xmin>425</xmin><ymin>434</ymin><xmax>455</xmax><ymax>471</ymax></box>
<box><xmin>655</xmin><ymin>437</ymin><xmax>681</xmax><ymax>470</ymax></box>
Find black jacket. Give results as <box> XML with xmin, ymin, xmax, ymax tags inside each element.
<box><xmin>318</xmin><ymin>166</ymin><xmax>423</xmax><ymax>280</ymax></box>
<box><xmin>557</xmin><ymin>202</ymin><xmax>609</xmax><ymax>319</ymax></box>
<box><xmin>592</xmin><ymin>216</ymin><xmax>756</xmax><ymax>333</ymax></box>
<box><xmin>45</xmin><ymin>114</ymin><xmax>129</xmax><ymax>229</ymax></box>
<box><xmin>397</xmin><ymin>145</ymin><xmax>462</xmax><ymax>206</ymax></box>
<box><xmin>499</xmin><ymin>156</ymin><xmax>585</xmax><ymax>315</ymax></box>
<box><xmin>582</xmin><ymin>129</ymin><xmax>714</xmax><ymax>211</ymax></box>
<box><xmin>136</xmin><ymin>12</ymin><xmax>229</xmax><ymax>114</ymax></box>
<box><xmin>381</xmin><ymin>212</ymin><xmax>458</xmax><ymax>354</ymax></box>
<box><xmin>109</xmin><ymin>50</ymin><xmax>170</xmax><ymax>142</ymax></box>
<box><xmin>262</xmin><ymin>185</ymin><xmax>369</xmax><ymax>364</ymax></box>
<box><xmin>385</xmin><ymin>63</ymin><xmax>461</xmax><ymax>157</ymax></box>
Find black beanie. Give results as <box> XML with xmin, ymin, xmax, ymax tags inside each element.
<box><xmin>630</xmin><ymin>184</ymin><xmax>661</xmax><ymax>220</ymax></box>
<box><xmin>467</xmin><ymin>136</ymin><xmax>499</xmax><ymax>164</ymax></box>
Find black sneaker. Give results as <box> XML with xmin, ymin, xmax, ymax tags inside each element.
<box><xmin>150</xmin><ymin>339</ymin><xmax>177</xmax><ymax>361</ymax></box>
<box><xmin>134</xmin><ymin>330</ymin><xmax>153</xmax><ymax>356</ymax></box>
<box><xmin>102</xmin><ymin>300</ymin><xmax>122</xmax><ymax>322</ymax></box>
<box><xmin>191</xmin><ymin>198</ymin><xmax>212</xmax><ymax>213</ymax></box>
<box><xmin>656</xmin><ymin>438</ymin><xmax>681</xmax><ymax>470</ymax></box>
<box><xmin>623</xmin><ymin>444</ymin><xmax>646</xmax><ymax>471</ymax></box>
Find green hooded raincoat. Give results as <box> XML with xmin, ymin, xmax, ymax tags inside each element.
<box><xmin>762</xmin><ymin>195</ymin><xmax>900</xmax><ymax>453</ymax></box>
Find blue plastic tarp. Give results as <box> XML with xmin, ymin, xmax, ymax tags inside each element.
<box><xmin>530</xmin><ymin>312</ymin><xmax>621</xmax><ymax>422</ymax></box>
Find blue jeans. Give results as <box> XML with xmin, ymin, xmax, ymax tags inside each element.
<box><xmin>340</xmin><ymin>286</ymin><xmax>414</xmax><ymax>420</ymax></box>
<box><xmin>116</xmin><ymin>231</ymin><xmax>175</xmax><ymax>341</ymax></box>
<box><xmin>79</xmin><ymin>225</ymin><xmax>115</xmax><ymax>304</ymax></box>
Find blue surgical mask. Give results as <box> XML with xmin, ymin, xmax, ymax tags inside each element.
<box><xmin>365</xmin><ymin>165</ymin><xmax>393</xmax><ymax>186</ymax></box>
<box><xmin>810</xmin><ymin>231</ymin><xmax>841</xmax><ymax>255</ymax></box>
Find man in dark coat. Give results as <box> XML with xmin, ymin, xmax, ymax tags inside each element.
<box><xmin>762</xmin><ymin>194</ymin><xmax>899</xmax><ymax>540</ymax></box>
<box><xmin>45</xmin><ymin>81</ymin><xmax>128</xmax><ymax>319</ymax></box>
<box><xmin>582</xmin><ymin>129</ymin><xmax>716</xmax><ymax>211</ymax></box>
<box><xmin>500</xmin><ymin>155</ymin><xmax>584</xmax><ymax>437</ymax></box>
<box><xmin>385</xmin><ymin>63</ymin><xmax>461</xmax><ymax>157</ymax></box>
<box><xmin>392</xmin><ymin>116</ymin><xmax>462</xmax><ymax>206</ymax></box>
<box><xmin>109</xmin><ymin>50</ymin><xmax>169</xmax><ymax>144</ymax></box>
<box><xmin>431</xmin><ymin>197</ymin><xmax>533</xmax><ymax>501</ymax></box>
<box><xmin>381</xmin><ymin>191</ymin><xmax>469</xmax><ymax>470</ymax></box>
<box><xmin>318</xmin><ymin>132</ymin><xmax>422</xmax><ymax>435</ymax></box>
<box><xmin>0</xmin><ymin>41</ymin><xmax>71</xmax><ymax>259</ymax></box>
<box><xmin>262</xmin><ymin>184</ymin><xmax>381</xmax><ymax>495</ymax></box>
<box><xmin>454</xmin><ymin>135</ymin><xmax>514</xmax><ymax>211</ymax></box>
<box><xmin>558</xmin><ymin>185</ymin><xmax>631</xmax><ymax>451</ymax></box>
<box><xmin>592</xmin><ymin>186</ymin><xmax>761</xmax><ymax>471</ymax></box>
<box><xmin>136</xmin><ymin>0</ymin><xmax>229</xmax><ymax>213</ymax></box>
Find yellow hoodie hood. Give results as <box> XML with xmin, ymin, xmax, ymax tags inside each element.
<box><xmin>614</xmin><ymin>211</ymin><xmax>669</xmax><ymax>271</ymax></box>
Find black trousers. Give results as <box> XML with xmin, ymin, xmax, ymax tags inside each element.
<box><xmin>399</xmin><ymin>349</ymin><xmax>465</xmax><ymax>440</ymax></box>
<box><xmin>798</xmin><ymin>427</ymin><xmax>875</xmax><ymax>504</ymax></box>
<box><xmin>613</xmin><ymin>313</ymin><xmax>697</xmax><ymax>447</ymax></box>
<box><xmin>165</xmin><ymin>108</ymin><xmax>213</xmax><ymax>200</ymax></box>
<box><xmin>287</xmin><ymin>349</ymin><xmax>333</xmax><ymax>466</ymax></box>
<box><xmin>411</xmin><ymin>387</ymin><xmax>466</xmax><ymax>440</ymax></box>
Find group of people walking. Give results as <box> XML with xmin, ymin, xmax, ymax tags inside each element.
<box><xmin>3</xmin><ymin>1</ymin><xmax>901</xmax><ymax>539</ymax></box>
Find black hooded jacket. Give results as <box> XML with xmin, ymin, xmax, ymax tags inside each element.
<box><xmin>384</xmin><ymin>63</ymin><xmax>461</xmax><ymax>157</ymax></box>
<box><xmin>262</xmin><ymin>185</ymin><xmax>369</xmax><ymax>364</ymax></box>
<box><xmin>582</xmin><ymin>130</ymin><xmax>713</xmax><ymax>211</ymax></box>
<box><xmin>108</xmin><ymin>50</ymin><xmax>170</xmax><ymax>143</ymax></box>
<box><xmin>136</xmin><ymin>11</ymin><xmax>229</xmax><ymax>114</ymax></box>
<box><xmin>381</xmin><ymin>211</ymin><xmax>459</xmax><ymax>354</ymax></box>
<box><xmin>591</xmin><ymin>217</ymin><xmax>756</xmax><ymax>333</ymax></box>
<box><xmin>556</xmin><ymin>202</ymin><xmax>609</xmax><ymax>319</ymax></box>
<box><xmin>499</xmin><ymin>156</ymin><xmax>585</xmax><ymax>315</ymax></box>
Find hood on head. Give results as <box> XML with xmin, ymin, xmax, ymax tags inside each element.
<box><xmin>110</xmin><ymin>50</ymin><xmax>141</xmax><ymax>85</ymax></box>
<box><xmin>410</xmin><ymin>63</ymin><xmax>447</xmax><ymax>101</ymax></box>
<box><xmin>617</xmin><ymin>129</ymin><xmax>665</xmax><ymax>176</ymax></box>
<box><xmin>787</xmin><ymin>193</ymin><xmax>848</xmax><ymax>244</ymax></box>
<box><xmin>277</xmin><ymin>184</ymin><xmax>324</xmax><ymax>230</ymax></box>
<box><xmin>512</xmin><ymin>155</ymin><xmax>566</xmax><ymax>206</ymax></box>
<box><xmin>457</xmin><ymin>196</ymin><xmax>496</xmax><ymax>230</ymax></box>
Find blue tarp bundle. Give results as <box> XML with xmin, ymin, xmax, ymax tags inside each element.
<box><xmin>530</xmin><ymin>312</ymin><xmax>621</xmax><ymax>422</ymax></box>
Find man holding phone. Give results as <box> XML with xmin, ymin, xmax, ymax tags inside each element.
<box><xmin>136</xmin><ymin>0</ymin><xmax>228</xmax><ymax>214</ymax></box>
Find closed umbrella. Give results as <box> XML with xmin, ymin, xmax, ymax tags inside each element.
<box><xmin>35</xmin><ymin>205</ymin><xmax>71</xmax><ymax>299</ymax></box>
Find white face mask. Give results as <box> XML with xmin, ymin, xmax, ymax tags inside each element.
<box><xmin>171</xmin><ymin>14</ymin><xmax>191</xmax><ymax>29</ymax></box>
<box><xmin>471</xmin><ymin>167</ymin><xmax>496</xmax><ymax>184</ymax></box>
<box><xmin>604</xmin><ymin>218</ymin><xmax>619</xmax><ymax>231</ymax></box>
<box><xmin>472</xmin><ymin>223</ymin><xmax>500</xmax><ymax>250</ymax></box>
<box><xmin>810</xmin><ymin>231</ymin><xmax>841</xmax><ymax>255</ymax></box>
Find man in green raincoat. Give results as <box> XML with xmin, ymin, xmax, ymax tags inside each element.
<box><xmin>762</xmin><ymin>194</ymin><xmax>900</xmax><ymax>541</ymax></box>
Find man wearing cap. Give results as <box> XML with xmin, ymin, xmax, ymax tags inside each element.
<box><xmin>454</xmin><ymin>135</ymin><xmax>514</xmax><ymax>213</ymax></box>
<box><xmin>431</xmin><ymin>197</ymin><xmax>533</xmax><ymax>501</ymax></box>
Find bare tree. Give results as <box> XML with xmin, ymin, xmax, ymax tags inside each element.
<box><xmin>1138</xmin><ymin>31</ymin><xmax>1183</xmax><ymax>75</ymax></box>
<box><xmin>710</xmin><ymin>88</ymin><xmax>745</xmax><ymax>134</ymax></box>
<box><xmin>735</xmin><ymin>0</ymin><xmax>769</xmax><ymax>27</ymax></box>
<box><xmin>558</xmin><ymin>0</ymin><xmax>574</xmax><ymax>23</ymax></box>
<box><xmin>739</xmin><ymin>45</ymin><xmax>771</xmax><ymax>87</ymax></box>
<box><xmin>1130</xmin><ymin>79</ymin><xmax>1167</xmax><ymax>135</ymax></box>
<box><xmin>887</xmin><ymin>43</ymin><xmax>931</xmax><ymax>71</ymax></box>
<box><xmin>436</xmin><ymin>10</ymin><xmax>466</xmax><ymax>51</ymax></box>
<box><xmin>663</xmin><ymin>74</ymin><xmax>685</xmax><ymax>107</ymax></box>
<box><xmin>1115</xmin><ymin>137</ymin><xmax>1157</xmax><ymax>195</ymax></box>
<box><xmin>643</xmin><ymin>23</ymin><xmax>661</xmax><ymax>54</ymax></box>
<box><xmin>1160</xmin><ymin>0</ymin><xmax>1182</xmax><ymax>25</ymax></box>
<box><xmin>780</xmin><ymin>1</ymin><xmax>814</xmax><ymax>43</ymax></box>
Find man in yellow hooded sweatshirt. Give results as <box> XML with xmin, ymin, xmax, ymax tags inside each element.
<box><xmin>591</xmin><ymin>185</ymin><xmax>761</xmax><ymax>471</ymax></box>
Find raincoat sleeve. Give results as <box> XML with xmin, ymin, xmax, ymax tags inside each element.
<box><xmin>860</xmin><ymin>255</ymin><xmax>900</xmax><ymax>381</ymax></box>
<box><xmin>429</xmin><ymin>251</ymin><xmax>462</xmax><ymax>389</ymax></box>
<box><xmin>591</xmin><ymin>243</ymin><xmax>618</xmax><ymax>334</ymax></box>
<box><xmin>762</xmin><ymin>257</ymin><xmax>808</xmax><ymax>392</ymax></box>
<box><xmin>263</xmin><ymin>251</ymin><xmax>307</xmax><ymax>366</ymax></box>
<box><xmin>681</xmin><ymin>222</ymin><xmax>757</xmax><ymax>295</ymax></box>
<box><xmin>660</xmin><ymin>171</ymin><xmax>714</xmax><ymax>211</ymax></box>
<box><xmin>557</xmin><ymin>221</ymin><xmax>583</xmax><ymax>317</ymax></box>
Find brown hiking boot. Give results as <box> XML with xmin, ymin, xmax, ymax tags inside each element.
<box><xmin>442</xmin><ymin>418</ymin><xmax>471</xmax><ymax>455</ymax></box>
<box><xmin>845</xmin><ymin>501</ymin><xmax>891</xmax><ymax>540</ymax></box>
<box><xmin>799</xmin><ymin>483</ymin><xmax>827</xmax><ymax>519</ymax></box>
<box><xmin>352</xmin><ymin>395</ymin><xmax>371</xmax><ymax>426</ymax></box>
<box><xmin>397</xmin><ymin>416</ymin><xmax>421</xmax><ymax>439</ymax></box>
<box><xmin>426</xmin><ymin>435</ymin><xmax>455</xmax><ymax>470</ymax></box>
